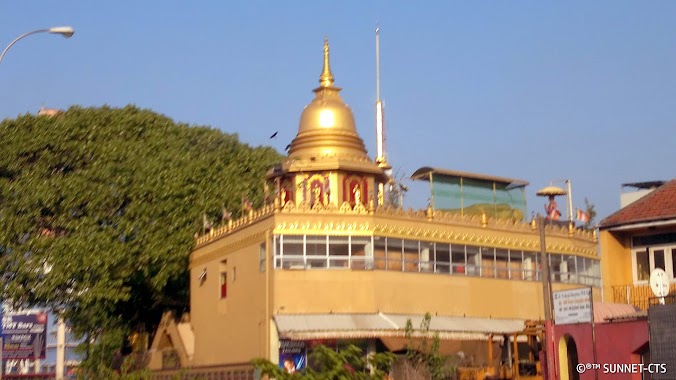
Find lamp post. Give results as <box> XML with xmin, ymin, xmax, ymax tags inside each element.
<box><xmin>0</xmin><ymin>26</ymin><xmax>75</xmax><ymax>64</ymax></box>
<box><xmin>0</xmin><ymin>26</ymin><xmax>73</xmax><ymax>380</ymax></box>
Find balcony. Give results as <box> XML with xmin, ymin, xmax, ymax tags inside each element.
<box><xmin>611</xmin><ymin>283</ymin><xmax>676</xmax><ymax>310</ymax></box>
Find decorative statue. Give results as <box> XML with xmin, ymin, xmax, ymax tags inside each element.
<box><xmin>280</xmin><ymin>188</ymin><xmax>287</xmax><ymax>207</ymax></box>
<box><xmin>353</xmin><ymin>184</ymin><xmax>362</xmax><ymax>206</ymax></box>
<box><xmin>545</xmin><ymin>195</ymin><xmax>561</xmax><ymax>220</ymax></box>
<box><xmin>312</xmin><ymin>185</ymin><xmax>321</xmax><ymax>206</ymax></box>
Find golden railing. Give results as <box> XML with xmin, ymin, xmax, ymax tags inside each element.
<box><xmin>195</xmin><ymin>201</ymin><xmax>597</xmax><ymax>252</ymax></box>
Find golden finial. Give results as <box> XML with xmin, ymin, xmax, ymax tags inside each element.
<box><xmin>319</xmin><ymin>36</ymin><xmax>335</xmax><ymax>88</ymax></box>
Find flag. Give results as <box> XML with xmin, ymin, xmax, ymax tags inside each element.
<box><xmin>203</xmin><ymin>214</ymin><xmax>213</xmax><ymax>232</ymax></box>
<box><xmin>576</xmin><ymin>208</ymin><xmax>590</xmax><ymax>223</ymax></box>
<box><xmin>264</xmin><ymin>182</ymin><xmax>271</xmax><ymax>204</ymax></box>
<box><xmin>242</xmin><ymin>194</ymin><xmax>253</xmax><ymax>213</ymax></box>
<box><xmin>222</xmin><ymin>206</ymin><xmax>232</xmax><ymax>221</ymax></box>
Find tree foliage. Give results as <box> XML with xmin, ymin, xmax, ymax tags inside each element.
<box><xmin>583</xmin><ymin>197</ymin><xmax>597</xmax><ymax>229</ymax></box>
<box><xmin>404</xmin><ymin>313</ymin><xmax>454</xmax><ymax>380</ymax></box>
<box><xmin>0</xmin><ymin>105</ymin><xmax>282</xmax><ymax>356</ymax></box>
<box><xmin>252</xmin><ymin>344</ymin><xmax>396</xmax><ymax>380</ymax></box>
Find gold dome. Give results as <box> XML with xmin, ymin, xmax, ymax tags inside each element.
<box><xmin>288</xmin><ymin>38</ymin><xmax>372</xmax><ymax>164</ymax></box>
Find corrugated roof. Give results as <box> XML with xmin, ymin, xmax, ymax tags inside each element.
<box><xmin>600</xmin><ymin>179</ymin><xmax>676</xmax><ymax>229</ymax></box>
<box><xmin>274</xmin><ymin>313</ymin><xmax>525</xmax><ymax>341</ymax></box>
<box><xmin>593</xmin><ymin>302</ymin><xmax>641</xmax><ymax>323</ymax></box>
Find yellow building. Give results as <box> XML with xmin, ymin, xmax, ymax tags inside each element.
<box><xmin>599</xmin><ymin>179</ymin><xmax>676</xmax><ymax>310</ymax></box>
<box><xmin>149</xmin><ymin>39</ymin><xmax>599</xmax><ymax>377</ymax></box>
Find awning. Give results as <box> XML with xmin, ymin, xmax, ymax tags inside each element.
<box><xmin>410</xmin><ymin>167</ymin><xmax>529</xmax><ymax>188</ymax></box>
<box><xmin>274</xmin><ymin>313</ymin><xmax>526</xmax><ymax>341</ymax></box>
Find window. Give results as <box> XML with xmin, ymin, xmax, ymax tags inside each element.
<box><xmin>632</xmin><ymin>246</ymin><xmax>676</xmax><ymax>284</ymax></box>
<box><xmin>495</xmin><ymin>249</ymin><xmax>509</xmax><ymax>279</ymax></box>
<box><xmin>220</xmin><ymin>272</ymin><xmax>227</xmax><ymax>299</ymax></box>
<box><xmin>466</xmin><ymin>245</ymin><xmax>480</xmax><ymax>276</ymax></box>
<box><xmin>631</xmin><ymin>234</ymin><xmax>676</xmax><ymax>284</ymax></box>
<box><xmin>220</xmin><ymin>259</ymin><xmax>227</xmax><ymax>299</ymax></box>
<box><xmin>259</xmin><ymin>243</ymin><xmax>266</xmax><ymax>272</ymax></box>
<box><xmin>653</xmin><ymin>249</ymin><xmax>666</xmax><ymax>271</ymax></box>
<box><xmin>480</xmin><ymin>247</ymin><xmax>495</xmax><ymax>278</ymax></box>
<box><xmin>450</xmin><ymin>244</ymin><xmax>465</xmax><ymax>274</ymax></box>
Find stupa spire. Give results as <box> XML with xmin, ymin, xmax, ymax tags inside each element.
<box><xmin>319</xmin><ymin>36</ymin><xmax>335</xmax><ymax>88</ymax></box>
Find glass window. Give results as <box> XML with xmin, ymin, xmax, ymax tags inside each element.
<box><xmin>386</xmin><ymin>238</ymin><xmax>404</xmax><ymax>271</ymax></box>
<box><xmin>481</xmin><ymin>247</ymin><xmax>495</xmax><ymax>278</ymax></box>
<box><xmin>550</xmin><ymin>254</ymin><xmax>563</xmax><ymax>283</ymax></box>
<box><xmin>451</xmin><ymin>244</ymin><xmax>465</xmax><ymax>274</ymax></box>
<box><xmin>635</xmin><ymin>249</ymin><xmax>650</xmax><ymax>282</ymax></box>
<box><xmin>274</xmin><ymin>235</ymin><xmax>281</xmax><ymax>269</ymax></box>
<box><xmin>653</xmin><ymin>249</ymin><xmax>666</xmax><ymax>271</ymax></box>
<box><xmin>328</xmin><ymin>236</ymin><xmax>349</xmax><ymax>268</ymax></box>
<box><xmin>523</xmin><ymin>252</ymin><xmax>537</xmax><ymax>281</ymax></box>
<box><xmin>372</xmin><ymin>236</ymin><xmax>387</xmax><ymax>270</ymax></box>
<box><xmin>403</xmin><ymin>240</ymin><xmax>420</xmax><ymax>272</ymax></box>
<box><xmin>282</xmin><ymin>235</ymin><xmax>305</xmax><ymax>269</ymax></box>
<box><xmin>283</xmin><ymin>236</ymin><xmax>304</xmax><ymax>255</ymax></box>
<box><xmin>495</xmin><ymin>249</ymin><xmax>509</xmax><ymax>279</ymax></box>
<box><xmin>509</xmin><ymin>250</ymin><xmax>523</xmax><ymax>280</ymax></box>
<box><xmin>561</xmin><ymin>255</ymin><xmax>576</xmax><ymax>283</ymax></box>
<box><xmin>305</xmin><ymin>235</ymin><xmax>326</xmax><ymax>269</ymax></box>
<box><xmin>466</xmin><ymin>245</ymin><xmax>480</xmax><ymax>276</ymax></box>
<box><xmin>350</xmin><ymin>237</ymin><xmax>372</xmax><ymax>270</ymax></box>
<box><xmin>436</xmin><ymin>243</ymin><xmax>451</xmax><ymax>274</ymax></box>
<box><xmin>420</xmin><ymin>242</ymin><xmax>433</xmax><ymax>272</ymax></box>
<box><xmin>259</xmin><ymin>243</ymin><xmax>266</xmax><ymax>272</ymax></box>
<box><xmin>220</xmin><ymin>272</ymin><xmax>227</xmax><ymax>299</ymax></box>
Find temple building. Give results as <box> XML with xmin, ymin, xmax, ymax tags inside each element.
<box><xmin>148</xmin><ymin>39</ymin><xmax>600</xmax><ymax>378</ymax></box>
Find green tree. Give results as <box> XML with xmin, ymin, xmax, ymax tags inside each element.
<box><xmin>252</xmin><ymin>344</ymin><xmax>396</xmax><ymax>380</ymax></box>
<box><xmin>583</xmin><ymin>197</ymin><xmax>597</xmax><ymax>229</ymax></box>
<box><xmin>404</xmin><ymin>313</ymin><xmax>454</xmax><ymax>380</ymax></box>
<box><xmin>0</xmin><ymin>105</ymin><xmax>282</xmax><ymax>367</ymax></box>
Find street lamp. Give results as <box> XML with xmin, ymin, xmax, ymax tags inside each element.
<box><xmin>0</xmin><ymin>26</ymin><xmax>75</xmax><ymax>64</ymax></box>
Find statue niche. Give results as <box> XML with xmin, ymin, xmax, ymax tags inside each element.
<box><xmin>307</xmin><ymin>174</ymin><xmax>330</xmax><ymax>207</ymax></box>
<box><xmin>343</xmin><ymin>175</ymin><xmax>368</xmax><ymax>206</ymax></box>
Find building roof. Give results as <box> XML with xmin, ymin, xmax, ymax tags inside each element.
<box><xmin>593</xmin><ymin>302</ymin><xmax>641</xmax><ymax>323</ymax></box>
<box><xmin>622</xmin><ymin>181</ymin><xmax>666</xmax><ymax>190</ymax></box>
<box><xmin>410</xmin><ymin>167</ymin><xmax>529</xmax><ymax>188</ymax></box>
<box><xmin>274</xmin><ymin>313</ymin><xmax>525</xmax><ymax>341</ymax></box>
<box><xmin>599</xmin><ymin>179</ymin><xmax>676</xmax><ymax>229</ymax></box>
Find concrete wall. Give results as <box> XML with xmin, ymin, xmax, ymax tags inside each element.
<box><xmin>190</xmin><ymin>220</ymin><xmax>274</xmax><ymax>366</ymax></box>
<box><xmin>553</xmin><ymin>323</ymin><xmax>595</xmax><ymax>380</ymax></box>
<box><xmin>553</xmin><ymin>319</ymin><xmax>648</xmax><ymax>380</ymax></box>
<box><xmin>273</xmin><ymin>270</ymin><xmax>596</xmax><ymax>320</ymax></box>
<box><xmin>596</xmin><ymin>320</ymin><xmax>648</xmax><ymax>380</ymax></box>
<box><xmin>599</xmin><ymin>230</ymin><xmax>632</xmax><ymax>301</ymax></box>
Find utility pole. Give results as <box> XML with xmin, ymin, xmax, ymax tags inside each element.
<box><xmin>538</xmin><ymin>215</ymin><xmax>556</xmax><ymax>379</ymax></box>
<box><xmin>539</xmin><ymin>215</ymin><xmax>552</xmax><ymax>321</ymax></box>
<box><xmin>56</xmin><ymin>318</ymin><xmax>66</xmax><ymax>380</ymax></box>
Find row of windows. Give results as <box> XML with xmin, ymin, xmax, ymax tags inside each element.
<box><xmin>272</xmin><ymin>235</ymin><xmax>601</xmax><ymax>287</ymax></box>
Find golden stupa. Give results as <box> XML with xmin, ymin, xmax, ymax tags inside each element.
<box><xmin>285</xmin><ymin>38</ymin><xmax>384</xmax><ymax>177</ymax></box>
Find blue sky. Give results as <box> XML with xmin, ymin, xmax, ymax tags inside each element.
<box><xmin>1</xmin><ymin>2</ymin><xmax>674</xmax><ymax>221</ymax></box>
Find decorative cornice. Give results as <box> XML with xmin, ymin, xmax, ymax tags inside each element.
<box><xmin>191</xmin><ymin>228</ymin><xmax>270</xmax><ymax>267</ymax></box>
<box><xmin>194</xmin><ymin>204</ymin><xmax>275</xmax><ymax>247</ymax></box>
<box><xmin>195</xmin><ymin>202</ymin><xmax>598</xmax><ymax>257</ymax></box>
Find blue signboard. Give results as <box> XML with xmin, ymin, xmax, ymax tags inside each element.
<box><xmin>279</xmin><ymin>340</ymin><xmax>306</xmax><ymax>374</ymax></box>
<box><xmin>1</xmin><ymin>311</ymin><xmax>48</xmax><ymax>360</ymax></box>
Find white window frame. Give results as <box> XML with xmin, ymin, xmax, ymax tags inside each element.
<box><xmin>632</xmin><ymin>244</ymin><xmax>676</xmax><ymax>284</ymax></box>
